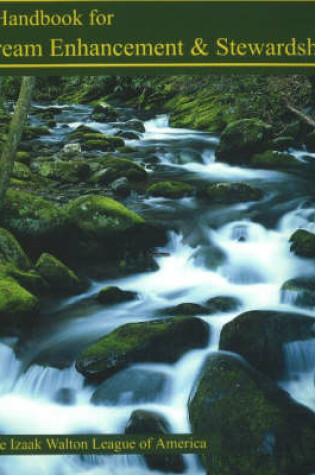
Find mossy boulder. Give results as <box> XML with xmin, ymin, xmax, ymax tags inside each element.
<box><xmin>75</xmin><ymin>316</ymin><xmax>209</xmax><ymax>381</ymax></box>
<box><xmin>66</xmin><ymin>195</ymin><xmax>144</xmax><ymax>238</ymax></box>
<box><xmin>69</xmin><ymin>125</ymin><xmax>99</xmax><ymax>139</ymax></box>
<box><xmin>219</xmin><ymin>310</ymin><xmax>315</xmax><ymax>378</ymax></box>
<box><xmin>216</xmin><ymin>119</ymin><xmax>271</xmax><ymax>164</ymax></box>
<box><xmin>83</xmin><ymin>137</ymin><xmax>124</xmax><ymax>152</ymax></box>
<box><xmin>289</xmin><ymin>229</ymin><xmax>315</xmax><ymax>258</ymax></box>
<box><xmin>203</xmin><ymin>182</ymin><xmax>263</xmax><ymax>203</ymax></box>
<box><xmin>35</xmin><ymin>253</ymin><xmax>86</xmax><ymax>295</ymax></box>
<box><xmin>97</xmin><ymin>286</ymin><xmax>138</xmax><ymax>305</ymax></box>
<box><xmin>125</xmin><ymin>410</ymin><xmax>186</xmax><ymax>473</ymax></box>
<box><xmin>12</xmin><ymin>162</ymin><xmax>32</xmax><ymax>181</ymax></box>
<box><xmin>91</xmin><ymin>103</ymin><xmax>118</xmax><ymax>122</ymax></box>
<box><xmin>15</xmin><ymin>151</ymin><xmax>31</xmax><ymax>165</ymax></box>
<box><xmin>1</xmin><ymin>265</ymin><xmax>48</xmax><ymax>296</ymax></box>
<box><xmin>281</xmin><ymin>277</ymin><xmax>315</xmax><ymax>309</ymax></box>
<box><xmin>0</xmin><ymin>190</ymin><xmax>68</xmax><ymax>251</ymax></box>
<box><xmin>125</xmin><ymin>119</ymin><xmax>145</xmax><ymax>133</ymax></box>
<box><xmin>0</xmin><ymin>227</ymin><xmax>31</xmax><ymax>269</ymax></box>
<box><xmin>37</xmin><ymin>161</ymin><xmax>91</xmax><ymax>183</ymax></box>
<box><xmin>251</xmin><ymin>150</ymin><xmax>301</xmax><ymax>170</ymax></box>
<box><xmin>89</xmin><ymin>158</ymin><xmax>147</xmax><ymax>185</ymax></box>
<box><xmin>0</xmin><ymin>277</ymin><xmax>39</xmax><ymax>334</ymax></box>
<box><xmin>22</xmin><ymin>126</ymin><xmax>50</xmax><ymax>140</ymax></box>
<box><xmin>270</xmin><ymin>136</ymin><xmax>295</xmax><ymax>151</ymax></box>
<box><xmin>146</xmin><ymin>181</ymin><xmax>195</xmax><ymax>199</ymax></box>
<box><xmin>160</xmin><ymin>302</ymin><xmax>210</xmax><ymax>316</ymax></box>
<box><xmin>206</xmin><ymin>296</ymin><xmax>241</xmax><ymax>313</ymax></box>
<box><xmin>189</xmin><ymin>352</ymin><xmax>315</xmax><ymax>475</ymax></box>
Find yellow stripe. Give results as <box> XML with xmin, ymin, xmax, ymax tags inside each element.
<box><xmin>2</xmin><ymin>0</ymin><xmax>315</xmax><ymax>2</ymax></box>
<box><xmin>0</xmin><ymin>62</ymin><xmax>315</xmax><ymax>68</ymax></box>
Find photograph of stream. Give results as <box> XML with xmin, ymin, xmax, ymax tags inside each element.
<box><xmin>0</xmin><ymin>75</ymin><xmax>314</xmax><ymax>474</ymax></box>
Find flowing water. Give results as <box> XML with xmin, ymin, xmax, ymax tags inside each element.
<box><xmin>0</xmin><ymin>106</ymin><xmax>314</xmax><ymax>474</ymax></box>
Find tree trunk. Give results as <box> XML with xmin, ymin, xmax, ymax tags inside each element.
<box><xmin>0</xmin><ymin>76</ymin><xmax>36</xmax><ymax>209</ymax></box>
<box><xmin>309</xmin><ymin>76</ymin><xmax>315</xmax><ymax>109</ymax></box>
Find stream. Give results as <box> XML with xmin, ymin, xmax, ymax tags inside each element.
<box><xmin>0</xmin><ymin>104</ymin><xmax>314</xmax><ymax>474</ymax></box>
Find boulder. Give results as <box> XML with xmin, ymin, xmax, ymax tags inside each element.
<box><xmin>0</xmin><ymin>277</ymin><xmax>39</xmax><ymax>334</ymax></box>
<box><xmin>117</xmin><ymin>130</ymin><xmax>139</xmax><ymax>140</ymax></box>
<box><xmin>281</xmin><ymin>277</ymin><xmax>315</xmax><ymax>308</ymax></box>
<box><xmin>270</xmin><ymin>136</ymin><xmax>295</xmax><ymax>151</ymax></box>
<box><xmin>15</xmin><ymin>151</ymin><xmax>31</xmax><ymax>165</ymax></box>
<box><xmin>216</xmin><ymin>119</ymin><xmax>271</xmax><ymax>164</ymax></box>
<box><xmin>53</xmin><ymin>388</ymin><xmax>77</xmax><ymax>406</ymax></box>
<box><xmin>203</xmin><ymin>182</ymin><xmax>263</xmax><ymax>203</ymax></box>
<box><xmin>146</xmin><ymin>181</ymin><xmax>195</xmax><ymax>199</ymax></box>
<box><xmin>125</xmin><ymin>119</ymin><xmax>145</xmax><ymax>133</ymax></box>
<box><xmin>90</xmin><ymin>157</ymin><xmax>147</xmax><ymax>185</ymax></box>
<box><xmin>0</xmin><ymin>227</ymin><xmax>31</xmax><ymax>269</ymax></box>
<box><xmin>125</xmin><ymin>410</ymin><xmax>186</xmax><ymax>473</ymax></box>
<box><xmin>37</xmin><ymin>161</ymin><xmax>91</xmax><ymax>183</ymax></box>
<box><xmin>75</xmin><ymin>316</ymin><xmax>209</xmax><ymax>381</ymax></box>
<box><xmin>219</xmin><ymin>310</ymin><xmax>315</xmax><ymax>378</ymax></box>
<box><xmin>251</xmin><ymin>150</ymin><xmax>301</xmax><ymax>170</ymax></box>
<box><xmin>1</xmin><ymin>265</ymin><xmax>48</xmax><ymax>296</ymax></box>
<box><xmin>97</xmin><ymin>286</ymin><xmax>138</xmax><ymax>305</ymax></box>
<box><xmin>110</xmin><ymin>177</ymin><xmax>130</xmax><ymax>197</ymax></box>
<box><xmin>191</xmin><ymin>244</ymin><xmax>226</xmax><ymax>270</ymax></box>
<box><xmin>12</xmin><ymin>162</ymin><xmax>32</xmax><ymax>181</ymax></box>
<box><xmin>160</xmin><ymin>302</ymin><xmax>210</xmax><ymax>316</ymax></box>
<box><xmin>35</xmin><ymin>252</ymin><xmax>86</xmax><ymax>295</ymax></box>
<box><xmin>62</xmin><ymin>143</ymin><xmax>82</xmax><ymax>156</ymax></box>
<box><xmin>189</xmin><ymin>352</ymin><xmax>315</xmax><ymax>475</ymax></box>
<box><xmin>289</xmin><ymin>229</ymin><xmax>315</xmax><ymax>258</ymax></box>
<box><xmin>206</xmin><ymin>296</ymin><xmax>241</xmax><ymax>313</ymax></box>
<box><xmin>91</xmin><ymin>103</ymin><xmax>118</xmax><ymax>122</ymax></box>
<box><xmin>22</xmin><ymin>126</ymin><xmax>50</xmax><ymax>140</ymax></box>
<box><xmin>83</xmin><ymin>136</ymin><xmax>124</xmax><ymax>152</ymax></box>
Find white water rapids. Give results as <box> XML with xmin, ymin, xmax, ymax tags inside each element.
<box><xmin>0</xmin><ymin>112</ymin><xmax>314</xmax><ymax>474</ymax></box>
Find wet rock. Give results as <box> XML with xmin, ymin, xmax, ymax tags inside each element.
<box><xmin>125</xmin><ymin>119</ymin><xmax>145</xmax><ymax>133</ymax></box>
<box><xmin>53</xmin><ymin>387</ymin><xmax>76</xmax><ymax>405</ymax></box>
<box><xmin>0</xmin><ymin>277</ymin><xmax>38</xmax><ymax>334</ymax></box>
<box><xmin>206</xmin><ymin>296</ymin><xmax>241</xmax><ymax>313</ymax></box>
<box><xmin>117</xmin><ymin>130</ymin><xmax>139</xmax><ymax>140</ymax></box>
<box><xmin>203</xmin><ymin>182</ymin><xmax>263</xmax><ymax>203</ymax></box>
<box><xmin>2</xmin><ymin>266</ymin><xmax>48</xmax><ymax>296</ymax></box>
<box><xmin>12</xmin><ymin>162</ymin><xmax>32</xmax><ymax>181</ymax></box>
<box><xmin>63</xmin><ymin>143</ymin><xmax>82</xmax><ymax>156</ymax></box>
<box><xmin>91</xmin><ymin>103</ymin><xmax>118</xmax><ymax>122</ymax></box>
<box><xmin>37</xmin><ymin>161</ymin><xmax>91</xmax><ymax>183</ymax></box>
<box><xmin>289</xmin><ymin>229</ymin><xmax>315</xmax><ymax>258</ymax></box>
<box><xmin>97</xmin><ymin>286</ymin><xmax>138</xmax><ymax>305</ymax></box>
<box><xmin>281</xmin><ymin>277</ymin><xmax>315</xmax><ymax>308</ymax></box>
<box><xmin>216</xmin><ymin>119</ymin><xmax>271</xmax><ymax>164</ymax></box>
<box><xmin>110</xmin><ymin>177</ymin><xmax>130</xmax><ymax>197</ymax></box>
<box><xmin>22</xmin><ymin>126</ymin><xmax>51</xmax><ymax>140</ymax></box>
<box><xmin>35</xmin><ymin>252</ymin><xmax>86</xmax><ymax>295</ymax></box>
<box><xmin>75</xmin><ymin>316</ymin><xmax>209</xmax><ymax>381</ymax></box>
<box><xmin>69</xmin><ymin>125</ymin><xmax>99</xmax><ymax>139</ymax></box>
<box><xmin>147</xmin><ymin>181</ymin><xmax>195</xmax><ymax>199</ymax></box>
<box><xmin>91</xmin><ymin>368</ymin><xmax>167</xmax><ymax>405</ymax></box>
<box><xmin>189</xmin><ymin>352</ymin><xmax>315</xmax><ymax>475</ymax></box>
<box><xmin>160</xmin><ymin>302</ymin><xmax>210</xmax><ymax>316</ymax></box>
<box><xmin>89</xmin><ymin>157</ymin><xmax>147</xmax><ymax>185</ymax></box>
<box><xmin>251</xmin><ymin>150</ymin><xmax>301</xmax><ymax>170</ymax></box>
<box><xmin>191</xmin><ymin>244</ymin><xmax>226</xmax><ymax>270</ymax></box>
<box><xmin>0</xmin><ymin>227</ymin><xmax>31</xmax><ymax>269</ymax></box>
<box><xmin>125</xmin><ymin>410</ymin><xmax>186</xmax><ymax>473</ymax></box>
<box><xmin>219</xmin><ymin>310</ymin><xmax>315</xmax><ymax>378</ymax></box>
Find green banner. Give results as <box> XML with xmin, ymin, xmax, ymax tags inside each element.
<box><xmin>1</xmin><ymin>0</ymin><xmax>315</xmax><ymax>74</ymax></box>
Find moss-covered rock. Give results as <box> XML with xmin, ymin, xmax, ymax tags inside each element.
<box><xmin>35</xmin><ymin>253</ymin><xmax>86</xmax><ymax>295</ymax></box>
<box><xmin>0</xmin><ymin>277</ymin><xmax>39</xmax><ymax>334</ymax></box>
<box><xmin>0</xmin><ymin>189</ymin><xmax>68</xmax><ymax>253</ymax></box>
<box><xmin>219</xmin><ymin>310</ymin><xmax>315</xmax><ymax>378</ymax></box>
<box><xmin>125</xmin><ymin>119</ymin><xmax>145</xmax><ymax>133</ymax></box>
<box><xmin>75</xmin><ymin>316</ymin><xmax>209</xmax><ymax>381</ymax></box>
<box><xmin>189</xmin><ymin>352</ymin><xmax>315</xmax><ymax>475</ymax></box>
<box><xmin>281</xmin><ymin>277</ymin><xmax>315</xmax><ymax>309</ymax></box>
<box><xmin>0</xmin><ymin>227</ymin><xmax>31</xmax><ymax>269</ymax></box>
<box><xmin>125</xmin><ymin>410</ymin><xmax>186</xmax><ymax>473</ymax></box>
<box><xmin>160</xmin><ymin>302</ymin><xmax>210</xmax><ymax>316</ymax></box>
<box><xmin>146</xmin><ymin>181</ymin><xmax>195</xmax><ymax>199</ymax></box>
<box><xmin>83</xmin><ymin>137</ymin><xmax>124</xmax><ymax>152</ymax></box>
<box><xmin>89</xmin><ymin>157</ymin><xmax>147</xmax><ymax>185</ymax></box>
<box><xmin>206</xmin><ymin>296</ymin><xmax>241</xmax><ymax>313</ymax></box>
<box><xmin>251</xmin><ymin>150</ymin><xmax>301</xmax><ymax>170</ymax></box>
<box><xmin>289</xmin><ymin>229</ymin><xmax>315</xmax><ymax>258</ymax></box>
<box><xmin>22</xmin><ymin>126</ymin><xmax>50</xmax><ymax>140</ymax></box>
<box><xmin>203</xmin><ymin>182</ymin><xmax>263</xmax><ymax>203</ymax></box>
<box><xmin>12</xmin><ymin>162</ymin><xmax>32</xmax><ymax>181</ymax></box>
<box><xmin>97</xmin><ymin>286</ymin><xmax>138</xmax><ymax>305</ymax></box>
<box><xmin>270</xmin><ymin>136</ymin><xmax>295</xmax><ymax>151</ymax></box>
<box><xmin>15</xmin><ymin>151</ymin><xmax>31</xmax><ymax>165</ymax></box>
<box><xmin>66</xmin><ymin>195</ymin><xmax>144</xmax><ymax>238</ymax></box>
<box><xmin>1</xmin><ymin>265</ymin><xmax>48</xmax><ymax>296</ymax></box>
<box><xmin>216</xmin><ymin>119</ymin><xmax>271</xmax><ymax>164</ymax></box>
<box><xmin>91</xmin><ymin>103</ymin><xmax>118</xmax><ymax>122</ymax></box>
<box><xmin>37</xmin><ymin>161</ymin><xmax>91</xmax><ymax>183</ymax></box>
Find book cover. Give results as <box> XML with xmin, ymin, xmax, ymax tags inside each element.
<box><xmin>0</xmin><ymin>1</ymin><xmax>314</xmax><ymax>474</ymax></box>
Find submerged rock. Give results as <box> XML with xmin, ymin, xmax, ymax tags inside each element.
<box><xmin>289</xmin><ymin>229</ymin><xmax>315</xmax><ymax>258</ymax></box>
<box><xmin>216</xmin><ymin>118</ymin><xmax>271</xmax><ymax>164</ymax></box>
<box><xmin>53</xmin><ymin>387</ymin><xmax>76</xmax><ymax>405</ymax></box>
<box><xmin>75</xmin><ymin>316</ymin><xmax>209</xmax><ymax>381</ymax></box>
<box><xmin>219</xmin><ymin>310</ymin><xmax>315</xmax><ymax>378</ymax></box>
<box><xmin>125</xmin><ymin>119</ymin><xmax>145</xmax><ymax>133</ymax></box>
<box><xmin>205</xmin><ymin>296</ymin><xmax>241</xmax><ymax>313</ymax></box>
<box><xmin>203</xmin><ymin>182</ymin><xmax>263</xmax><ymax>203</ymax></box>
<box><xmin>160</xmin><ymin>302</ymin><xmax>210</xmax><ymax>316</ymax></box>
<box><xmin>97</xmin><ymin>286</ymin><xmax>138</xmax><ymax>305</ymax></box>
<box><xmin>146</xmin><ymin>181</ymin><xmax>195</xmax><ymax>199</ymax></box>
<box><xmin>35</xmin><ymin>252</ymin><xmax>86</xmax><ymax>295</ymax></box>
<box><xmin>281</xmin><ymin>277</ymin><xmax>315</xmax><ymax>308</ymax></box>
<box><xmin>191</xmin><ymin>244</ymin><xmax>226</xmax><ymax>270</ymax></box>
<box><xmin>189</xmin><ymin>352</ymin><xmax>315</xmax><ymax>475</ymax></box>
<box><xmin>125</xmin><ymin>410</ymin><xmax>186</xmax><ymax>473</ymax></box>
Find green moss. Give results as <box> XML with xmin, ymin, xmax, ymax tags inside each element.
<box><xmin>146</xmin><ymin>181</ymin><xmax>195</xmax><ymax>199</ymax></box>
<box><xmin>116</xmin><ymin>146</ymin><xmax>138</xmax><ymax>154</ymax></box>
<box><xmin>66</xmin><ymin>194</ymin><xmax>144</xmax><ymax>237</ymax></box>
<box><xmin>251</xmin><ymin>150</ymin><xmax>301</xmax><ymax>170</ymax></box>
<box><xmin>206</xmin><ymin>296</ymin><xmax>241</xmax><ymax>313</ymax></box>
<box><xmin>15</xmin><ymin>151</ymin><xmax>31</xmax><ymax>165</ymax></box>
<box><xmin>37</xmin><ymin>161</ymin><xmax>91</xmax><ymax>183</ymax></box>
<box><xmin>204</xmin><ymin>182</ymin><xmax>263</xmax><ymax>203</ymax></box>
<box><xmin>0</xmin><ymin>277</ymin><xmax>39</xmax><ymax>329</ymax></box>
<box><xmin>12</xmin><ymin>162</ymin><xmax>32</xmax><ymax>181</ymax></box>
<box><xmin>0</xmin><ymin>227</ymin><xmax>31</xmax><ymax>269</ymax></box>
<box><xmin>0</xmin><ymin>264</ymin><xmax>48</xmax><ymax>295</ymax></box>
<box><xmin>90</xmin><ymin>157</ymin><xmax>147</xmax><ymax>184</ymax></box>
<box><xmin>289</xmin><ymin>229</ymin><xmax>315</xmax><ymax>258</ymax></box>
<box><xmin>83</xmin><ymin>136</ymin><xmax>124</xmax><ymax>152</ymax></box>
<box><xmin>22</xmin><ymin>126</ymin><xmax>50</xmax><ymax>140</ymax></box>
